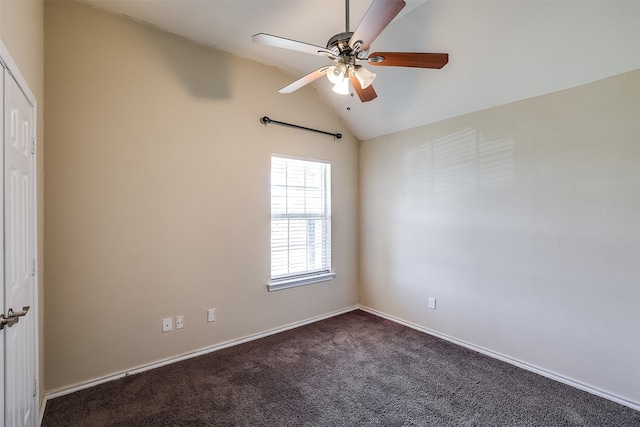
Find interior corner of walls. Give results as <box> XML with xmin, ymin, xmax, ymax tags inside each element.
<box><xmin>39</xmin><ymin>395</ymin><xmax>48</xmax><ymax>426</ymax></box>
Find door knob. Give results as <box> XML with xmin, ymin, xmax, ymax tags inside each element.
<box><xmin>0</xmin><ymin>306</ymin><xmax>30</xmax><ymax>330</ymax></box>
<box><xmin>8</xmin><ymin>306</ymin><xmax>30</xmax><ymax>318</ymax></box>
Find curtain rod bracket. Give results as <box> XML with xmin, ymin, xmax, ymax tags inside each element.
<box><xmin>260</xmin><ymin>116</ymin><xmax>342</xmax><ymax>140</ymax></box>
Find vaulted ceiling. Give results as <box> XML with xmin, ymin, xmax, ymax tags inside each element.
<box><xmin>83</xmin><ymin>0</ymin><xmax>640</xmax><ymax>140</ymax></box>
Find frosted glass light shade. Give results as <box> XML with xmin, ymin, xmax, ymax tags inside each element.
<box><xmin>332</xmin><ymin>78</ymin><xmax>350</xmax><ymax>95</ymax></box>
<box><xmin>354</xmin><ymin>65</ymin><xmax>376</xmax><ymax>89</ymax></box>
<box><xmin>327</xmin><ymin>63</ymin><xmax>347</xmax><ymax>84</ymax></box>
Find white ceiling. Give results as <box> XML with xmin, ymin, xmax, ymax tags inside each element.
<box><xmin>83</xmin><ymin>0</ymin><xmax>640</xmax><ymax>140</ymax></box>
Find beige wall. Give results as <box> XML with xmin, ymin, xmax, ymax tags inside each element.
<box><xmin>40</xmin><ymin>0</ymin><xmax>640</xmax><ymax>409</ymax></box>
<box><xmin>360</xmin><ymin>70</ymin><xmax>640</xmax><ymax>405</ymax></box>
<box><xmin>1</xmin><ymin>0</ymin><xmax>45</xmax><ymax>407</ymax></box>
<box><xmin>44</xmin><ymin>1</ymin><xmax>358</xmax><ymax>392</ymax></box>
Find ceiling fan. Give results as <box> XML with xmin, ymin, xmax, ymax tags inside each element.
<box><xmin>252</xmin><ymin>0</ymin><xmax>449</xmax><ymax>102</ymax></box>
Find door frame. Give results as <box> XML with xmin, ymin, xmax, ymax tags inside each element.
<box><xmin>0</xmin><ymin>38</ymin><xmax>40</xmax><ymax>424</ymax></box>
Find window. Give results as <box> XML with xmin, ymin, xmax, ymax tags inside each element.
<box><xmin>269</xmin><ymin>155</ymin><xmax>334</xmax><ymax>291</ymax></box>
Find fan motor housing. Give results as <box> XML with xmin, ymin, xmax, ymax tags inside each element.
<box><xmin>327</xmin><ymin>32</ymin><xmax>354</xmax><ymax>56</ymax></box>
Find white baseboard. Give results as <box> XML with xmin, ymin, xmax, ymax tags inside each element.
<box><xmin>357</xmin><ymin>304</ymin><xmax>640</xmax><ymax>412</ymax></box>
<box><xmin>43</xmin><ymin>305</ymin><xmax>358</xmax><ymax>403</ymax></box>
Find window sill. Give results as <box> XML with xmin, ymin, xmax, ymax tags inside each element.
<box><xmin>268</xmin><ymin>272</ymin><xmax>336</xmax><ymax>292</ymax></box>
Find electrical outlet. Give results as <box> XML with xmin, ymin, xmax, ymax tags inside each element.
<box><xmin>207</xmin><ymin>308</ymin><xmax>216</xmax><ymax>323</ymax></box>
<box><xmin>428</xmin><ymin>297</ymin><xmax>436</xmax><ymax>310</ymax></box>
<box><xmin>176</xmin><ymin>315</ymin><xmax>184</xmax><ymax>329</ymax></box>
<box><xmin>162</xmin><ymin>317</ymin><xmax>173</xmax><ymax>332</ymax></box>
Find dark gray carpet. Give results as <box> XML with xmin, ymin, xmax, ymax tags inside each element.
<box><xmin>42</xmin><ymin>310</ymin><xmax>639</xmax><ymax>426</ymax></box>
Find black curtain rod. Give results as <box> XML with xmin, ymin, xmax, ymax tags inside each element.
<box><xmin>260</xmin><ymin>116</ymin><xmax>342</xmax><ymax>140</ymax></box>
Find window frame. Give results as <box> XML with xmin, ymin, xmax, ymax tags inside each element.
<box><xmin>268</xmin><ymin>154</ymin><xmax>335</xmax><ymax>292</ymax></box>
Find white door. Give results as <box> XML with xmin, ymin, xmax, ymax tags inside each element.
<box><xmin>3</xmin><ymin>64</ymin><xmax>37</xmax><ymax>427</ymax></box>
<box><xmin>0</xmin><ymin>60</ymin><xmax>5</xmax><ymax>426</ymax></box>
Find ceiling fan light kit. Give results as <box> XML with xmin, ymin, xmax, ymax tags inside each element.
<box><xmin>332</xmin><ymin>77</ymin><xmax>351</xmax><ymax>95</ymax></box>
<box><xmin>327</xmin><ymin>62</ymin><xmax>348</xmax><ymax>85</ymax></box>
<box><xmin>252</xmin><ymin>0</ymin><xmax>449</xmax><ymax>103</ymax></box>
<box><xmin>327</xmin><ymin>62</ymin><xmax>376</xmax><ymax>94</ymax></box>
<box><xmin>353</xmin><ymin>65</ymin><xmax>376</xmax><ymax>89</ymax></box>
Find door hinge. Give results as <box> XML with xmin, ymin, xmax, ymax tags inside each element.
<box><xmin>32</xmin><ymin>259</ymin><xmax>37</xmax><ymax>276</ymax></box>
<box><xmin>31</xmin><ymin>138</ymin><xmax>36</xmax><ymax>154</ymax></box>
<box><xmin>33</xmin><ymin>379</ymin><xmax>38</xmax><ymax>397</ymax></box>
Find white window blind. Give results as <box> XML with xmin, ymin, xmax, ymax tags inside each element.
<box><xmin>271</xmin><ymin>156</ymin><xmax>332</xmax><ymax>284</ymax></box>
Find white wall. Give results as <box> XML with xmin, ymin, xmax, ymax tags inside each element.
<box><xmin>44</xmin><ymin>1</ymin><xmax>358</xmax><ymax>392</ymax></box>
<box><xmin>359</xmin><ymin>70</ymin><xmax>640</xmax><ymax>406</ymax></box>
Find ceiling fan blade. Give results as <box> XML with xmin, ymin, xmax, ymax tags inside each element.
<box><xmin>367</xmin><ymin>52</ymin><xmax>449</xmax><ymax>69</ymax></box>
<box><xmin>349</xmin><ymin>74</ymin><xmax>377</xmax><ymax>102</ymax></box>
<box><xmin>279</xmin><ymin>67</ymin><xmax>329</xmax><ymax>94</ymax></box>
<box><xmin>349</xmin><ymin>0</ymin><xmax>406</xmax><ymax>51</ymax></box>
<box><xmin>252</xmin><ymin>33</ymin><xmax>333</xmax><ymax>56</ymax></box>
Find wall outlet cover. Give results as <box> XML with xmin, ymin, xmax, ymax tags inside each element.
<box><xmin>162</xmin><ymin>317</ymin><xmax>173</xmax><ymax>332</ymax></box>
<box><xmin>176</xmin><ymin>315</ymin><xmax>184</xmax><ymax>329</ymax></box>
<box><xmin>428</xmin><ymin>297</ymin><xmax>436</xmax><ymax>310</ymax></box>
<box><xmin>207</xmin><ymin>308</ymin><xmax>216</xmax><ymax>323</ymax></box>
